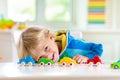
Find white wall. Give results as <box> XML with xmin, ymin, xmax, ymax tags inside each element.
<box><xmin>83</xmin><ymin>31</ymin><xmax>120</xmax><ymax>63</ymax></box>
<box><xmin>0</xmin><ymin>0</ymin><xmax>7</xmax><ymax>18</ymax></box>
<box><xmin>0</xmin><ymin>31</ymin><xmax>18</xmax><ymax>62</ymax></box>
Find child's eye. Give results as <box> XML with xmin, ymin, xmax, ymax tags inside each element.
<box><xmin>37</xmin><ymin>56</ymin><xmax>42</xmax><ymax>62</ymax></box>
<box><xmin>39</xmin><ymin>56</ymin><xmax>42</xmax><ymax>59</ymax></box>
<box><xmin>44</xmin><ymin>46</ymin><xmax>48</xmax><ymax>52</ymax></box>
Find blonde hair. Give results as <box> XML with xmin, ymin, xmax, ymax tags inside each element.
<box><xmin>17</xmin><ymin>27</ymin><xmax>53</xmax><ymax>59</ymax></box>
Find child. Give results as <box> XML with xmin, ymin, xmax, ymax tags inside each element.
<box><xmin>17</xmin><ymin>27</ymin><xmax>103</xmax><ymax>64</ymax></box>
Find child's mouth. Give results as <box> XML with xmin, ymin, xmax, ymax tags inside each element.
<box><xmin>52</xmin><ymin>53</ymin><xmax>54</xmax><ymax>61</ymax></box>
<box><xmin>52</xmin><ymin>53</ymin><xmax>57</xmax><ymax>62</ymax></box>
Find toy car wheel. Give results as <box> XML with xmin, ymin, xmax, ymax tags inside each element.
<box><xmin>62</xmin><ymin>62</ymin><xmax>66</xmax><ymax>66</ymax></box>
<box><xmin>89</xmin><ymin>62</ymin><xmax>93</xmax><ymax>66</ymax></box>
<box><xmin>69</xmin><ymin>62</ymin><xmax>73</xmax><ymax>66</ymax></box>
<box><xmin>40</xmin><ymin>62</ymin><xmax>44</xmax><ymax>66</ymax></box>
<box><xmin>47</xmin><ymin>62</ymin><xmax>51</xmax><ymax>66</ymax></box>
<box><xmin>96</xmin><ymin>62</ymin><xmax>101</xmax><ymax>66</ymax></box>
<box><xmin>21</xmin><ymin>62</ymin><xmax>25</xmax><ymax>66</ymax></box>
<box><xmin>114</xmin><ymin>65</ymin><xmax>119</xmax><ymax>69</ymax></box>
<box><xmin>28</xmin><ymin>62</ymin><xmax>32</xmax><ymax>66</ymax></box>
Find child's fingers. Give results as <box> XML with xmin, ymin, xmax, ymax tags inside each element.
<box><xmin>73</xmin><ymin>55</ymin><xmax>83</xmax><ymax>64</ymax></box>
<box><xmin>77</xmin><ymin>57</ymin><xmax>87</xmax><ymax>64</ymax></box>
<box><xmin>73</xmin><ymin>54</ymin><xmax>89</xmax><ymax>64</ymax></box>
<box><xmin>77</xmin><ymin>58</ymin><xmax>83</xmax><ymax>64</ymax></box>
<box><xmin>80</xmin><ymin>59</ymin><xmax>87</xmax><ymax>64</ymax></box>
<box><xmin>80</xmin><ymin>57</ymin><xmax>88</xmax><ymax>64</ymax></box>
<box><xmin>73</xmin><ymin>54</ymin><xmax>81</xmax><ymax>61</ymax></box>
<box><xmin>74</xmin><ymin>55</ymin><xmax>88</xmax><ymax>64</ymax></box>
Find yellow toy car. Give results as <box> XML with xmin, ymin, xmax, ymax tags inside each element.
<box><xmin>59</xmin><ymin>57</ymin><xmax>77</xmax><ymax>66</ymax></box>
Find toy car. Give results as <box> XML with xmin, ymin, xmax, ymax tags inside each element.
<box><xmin>37</xmin><ymin>58</ymin><xmax>55</xmax><ymax>66</ymax></box>
<box><xmin>58</xmin><ymin>57</ymin><xmax>77</xmax><ymax>66</ymax></box>
<box><xmin>18</xmin><ymin>56</ymin><xmax>55</xmax><ymax>66</ymax></box>
<box><xmin>18</xmin><ymin>55</ymin><xmax>36</xmax><ymax>66</ymax></box>
<box><xmin>87</xmin><ymin>56</ymin><xmax>102</xmax><ymax>66</ymax></box>
<box><xmin>0</xmin><ymin>19</ymin><xmax>15</xmax><ymax>30</ymax></box>
<box><xmin>111</xmin><ymin>60</ymin><xmax>120</xmax><ymax>69</ymax></box>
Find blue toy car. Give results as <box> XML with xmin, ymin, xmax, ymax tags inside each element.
<box><xmin>18</xmin><ymin>55</ymin><xmax>36</xmax><ymax>66</ymax></box>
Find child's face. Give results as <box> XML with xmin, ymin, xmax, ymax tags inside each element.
<box><xmin>35</xmin><ymin>36</ymin><xmax>59</xmax><ymax>62</ymax></box>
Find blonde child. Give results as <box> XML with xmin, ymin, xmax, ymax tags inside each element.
<box><xmin>17</xmin><ymin>27</ymin><xmax>103</xmax><ymax>64</ymax></box>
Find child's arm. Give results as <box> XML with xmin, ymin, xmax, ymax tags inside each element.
<box><xmin>68</xmin><ymin>39</ymin><xmax>103</xmax><ymax>59</ymax></box>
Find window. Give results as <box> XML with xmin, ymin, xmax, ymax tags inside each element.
<box><xmin>7</xmin><ymin>0</ymin><xmax>72</xmax><ymax>23</ymax></box>
<box><xmin>45</xmin><ymin>0</ymin><xmax>72</xmax><ymax>22</ymax></box>
<box><xmin>6</xmin><ymin>0</ymin><xmax>113</xmax><ymax>29</ymax></box>
<box><xmin>7</xmin><ymin>0</ymin><xmax>36</xmax><ymax>22</ymax></box>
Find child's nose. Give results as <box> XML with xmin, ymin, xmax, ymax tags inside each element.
<box><xmin>47</xmin><ymin>48</ymin><xmax>52</xmax><ymax>52</ymax></box>
<box><xmin>43</xmin><ymin>52</ymin><xmax>52</xmax><ymax>59</ymax></box>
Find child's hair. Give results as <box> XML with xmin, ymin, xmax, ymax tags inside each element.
<box><xmin>17</xmin><ymin>27</ymin><xmax>53</xmax><ymax>59</ymax></box>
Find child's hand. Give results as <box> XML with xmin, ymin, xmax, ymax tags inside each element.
<box><xmin>73</xmin><ymin>54</ymin><xmax>89</xmax><ymax>64</ymax></box>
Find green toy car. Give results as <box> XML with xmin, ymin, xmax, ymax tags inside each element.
<box><xmin>111</xmin><ymin>60</ymin><xmax>120</xmax><ymax>69</ymax></box>
<box><xmin>37</xmin><ymin>58</ymin><xmax>55</xmax><ymax>66</ymax></box>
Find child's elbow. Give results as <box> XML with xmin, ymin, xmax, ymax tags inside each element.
<box><xmin>96</xmin><ymin>44</ymin><xmax>103</xmax><ymax>56</ymax></box>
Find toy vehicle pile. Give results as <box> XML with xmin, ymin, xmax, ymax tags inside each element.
<box><xmin>18</xmin><ymin>56</ymin><xmax>55</xmax><ymax>66</ymax></box>
<box><xmin>18</xmin><ymin>56</ymin><xmax>77</xmax><ymax>67</ymax></box>
<box><xmin>18</xmin><ymin>55</ymin><xmax>102</xmax><ymax>67</ymax></box>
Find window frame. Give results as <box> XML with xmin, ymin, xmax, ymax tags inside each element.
<box><xmin>2</xmin><ymin>0</ymin><xmax>115</xmax><ymax>30</ymax></box>
<box><xmin>27</xmin><ymin>0</ymin><xmax>74</xmax><ymax>28</ymax></box>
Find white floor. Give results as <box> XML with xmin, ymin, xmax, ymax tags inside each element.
<box><xmin>0</xmin><ymin>63</ymin><xmax>120</xmax><ymax>80</ymax></box>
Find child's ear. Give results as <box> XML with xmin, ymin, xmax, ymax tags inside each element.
<box><xmin>49</xmin><ymin>35</ymin><xmax>54</xmax><ymax>41</ymax></box>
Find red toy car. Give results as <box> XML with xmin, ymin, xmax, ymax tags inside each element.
<box><xmin>87</xmin><ymin>56</ymin><xmax>102</xmax><ymax>66</ymax></box>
